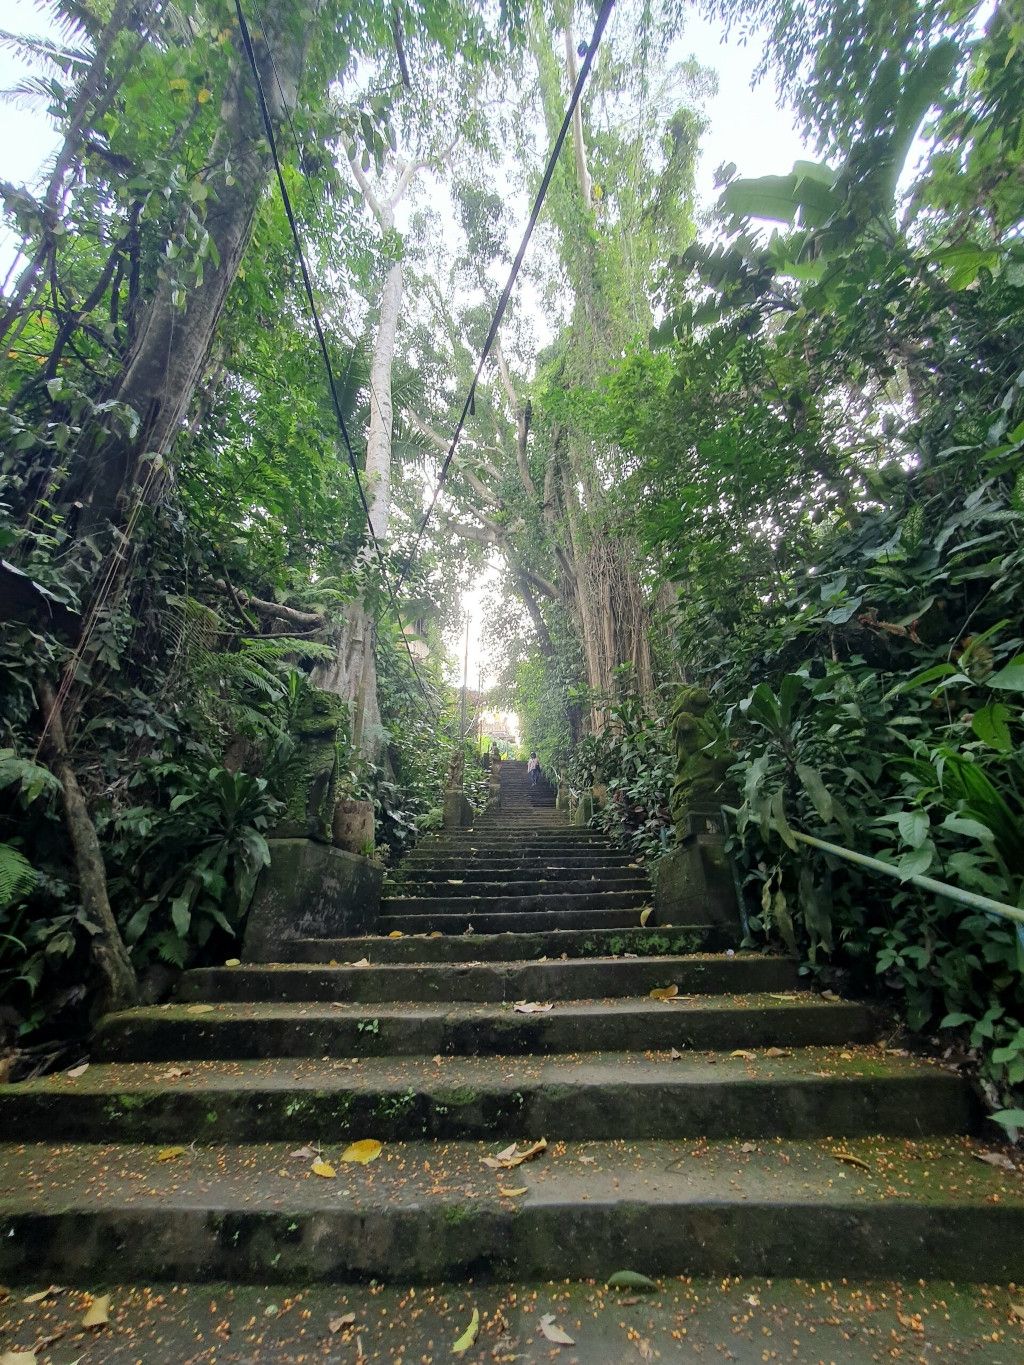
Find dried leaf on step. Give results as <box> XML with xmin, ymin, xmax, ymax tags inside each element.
<box><xmin>290</xmin><ymin>1145</ymin><xmax>319</xmax><ymax>1160</ymax></box>
<box><xmin>430</xmin><ymin>931</ymin><xmax>443</xmax><ymax>938</ymax></box>
<box><xmin>764</xmin><ymin>1047</ymin><xmax>791</xmax><ymax>1058</ymax></box>
<box><xmin>1009</xmin><ymin>1302</ymin><xmax>1024</xmax><ymax>1323</ymax></box>
<box><xmin>159</xmin><ymin>1066</ymin><xmax>189</xmax><ymax>1080</ymax></box>
<box><xmin>639</xmin><ymin>907</ymin><xmax>652</xmax><ymax>926</ymax></box>
<box><xmin>481</xmin><ymin>1138</ymin><xmax>547</xmax><ymax>1170</ymax></box>
<box><xmin>157</xmin><ymin>1146</ymin><xmax>186</xmax><ymax>1162</ymax></box>
<box><xmin>513</xmin><ymin>1001</ymin><xmax>552</xmax><ymax>1013</ymax></box>
<box><xmin>329</xmin><ymin>1312</ymin><xmax>356</xmax><ymax>1332</ymax></box>
<box><xmin>579</xmin><ymin>1154</ymin><xmax>596</xmax><ymax>1165</ymax></box>
<box><xmin>729</xmin><ymin>1049</ymin><xmax>756</xmax><ymax>1061</ymax></box>
<box><xmin>341</xmin><ymin>1139</ymin><xmax>383</xmax><ymax>1164</ymax></box>
<box><xmin>22</xmin><ymin>1286</ymin><xmax>64</xmax><ymax>1304</ymax></box>
<box><xmin>669</xmin><ymin>1048</ymin><xmax>683</xmax><ymax>1060</ymax></box>
<box><xmin>82</xmin><ymin>1293</ymin><xmax>110</xmax><ymax>1327</ymax></box>
<box><xmin>539</xmin><ymin>1313</ymin><xmax>575</xmax><ymax>1345</ymax></box>
<box><xmin>224</xmin><ymin>958</ymin><xmax>241</xmax><ymax>967</ymax></box>
<box><xmin>311</xmin><ymin>1160</ymin><xmax>337</xmax><ymax>1178</ymax></box>
<box><xmin>975</xmin><ymin>1150</ymin><xmax>1016</xmax><ymax>1172</ymax></box>
<box><xmin>452</xmin><ymin>1306</ymin><xmax>480</xmax><ymax>1355</ymax></box>
<box><xmin>649</xmin><ymin>984</ymin><xmax>678</xmax><ymax>1001</ymax></box>
<box><xmin>388</xmin><ymin>930</ymin><xmax>403</xmax><ymax>939</ymax></box>
<box><xmin>499</xmin><ymin>1186</ymin><xmax>527</xmax><ymax>1197</ymax></box>
<box><xmin>351</xmin><ymin>958</ymin><xmax>370</xmax><ymax>967</ymax></box>
<box><xmin>897</xmin><ymin>1310</ymin><xmax>924</xmax><ymax>1334</ymax></box>
<box><xmin>447</xmin><ymin>879</ymin><xmax>464</xmax><ymax>885</ymax></box>
<box><xmin>185</xmin><ymin>1004</ymin><xmax>215</xmax><ymax>1014</ymax></box>
<box><xmin>831</xmin><ymin>1151</ymin><xmax>873</xmax><ymax>1172</ymax></box>
<box><xmin>607</xmin><ymin>1270</ymin><xmax>658</xmax><ymax>1292</ymax></box>
<box><xmin>1</xmin><ymin>1351</ymin><xmax>38</xmax><ymax>1365</ymax></box>
<box><xmin>740</xmin><ymin>1142</ymin><xmax>757</xmax><ymax>1154</ymax></box>
<box><xmin>66</xmin><ymin>1062</ymin><xmax>89</xmax><ymax>1078</ymax></box>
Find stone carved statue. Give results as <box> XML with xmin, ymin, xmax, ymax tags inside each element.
<box><xmin>446</xmin><ymin>747</ymin><xmax>465</xmax><ymax>793</ymax></box>
<box><xmin>271</xmin><ymin>687</ymin><xmax>349</xmax><ymax>843</ymax></box>
<box><xmin>670</xmin><ymin>685</ymin><xmax>730</xmax><ymax>834</ymax></box>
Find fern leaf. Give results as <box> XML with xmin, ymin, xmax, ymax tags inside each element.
<box><xmin>0</xmin><ymin>843</ymin><xmax>36</xmax><ymax>909</ymax></box>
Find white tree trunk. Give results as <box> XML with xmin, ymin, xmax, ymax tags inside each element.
<box><xmin>365</xmin><ymin>258</ymin><xmax>404</xmax><ymax>541</ymax></box>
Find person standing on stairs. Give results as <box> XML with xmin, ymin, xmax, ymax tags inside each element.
<box><xmin>528</xmin><ymin>751</ymin><xmax>540</xmax><ymax>787</ymax></box>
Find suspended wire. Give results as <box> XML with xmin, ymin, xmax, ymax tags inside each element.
<box><xmin>232</xmin><ymin>0</ymin><xmax>441</xmax><ymax>720</ymax></box>
<box><xmin>391</xmin><ymin>0</ymin><xmax>617</xmax><ymax>601</ymax></box>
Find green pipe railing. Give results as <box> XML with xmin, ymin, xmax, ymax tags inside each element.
<box><xmin>722</xmin><ymin>805</ymin><xmax>1024</xmax><ymax>928</ymax></box>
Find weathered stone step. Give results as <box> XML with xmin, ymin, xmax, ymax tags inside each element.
<box><xmin>423</xmin><ymin>832</ymin><xmax>607</xmax><ymax>844</ymax></box>
<box><xmin>0</xmin><ymin>1134</ymin><xmax>1018</xmax><ymax>1283</ymax></box>
<box><xmin>94</xmin><ymin>994</ymin><xmax>881</xmax><ymax>1062</ymax></box>
<box><xmin>383</xmin><ymin>889</ymin><xmax>648</xmax><ymax>916</ymax></box>
<box><xmin>281</xmin><ymin>923</ymin><xmax>729</xmax><ymax>963</ymax></box>
<box><xmin>0</xmin><ymin>1048</ymin><xmax>973</xmax><ymax>1145</ymax></box>
<box><xmin>177</xmin><ymin>954</ymin><xmax>798</xmax><ymax>1005</ymax></box>
<box><xmin>402</xmin><ymin>853</ymin><xmax>637</xmax><ymax>871</ymax></box>
<box><xmin>397</xmin><ymin>862</ymin><xmax>642</xmax><ymax>881</ymax></box>
<box><xmin>385</xmin><ymin>877</ymin><xmax>649</xmax><ymax>899</ymax></box>
<box><xmin>378</xmin><ymin>907</ymin><xmax>649</xmax><ymax>934</ymax></box>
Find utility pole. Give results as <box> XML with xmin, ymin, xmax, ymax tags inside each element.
<box><xmin>459</xmin><ymin>612</ymin><xmax>470</xmax><ymax>740</ymax></box>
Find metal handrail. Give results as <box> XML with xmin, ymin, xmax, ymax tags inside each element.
<box><xmin>722</xmin><ymin>805</ymin><xmax>1024</xmax><ymax>927</ymax></box>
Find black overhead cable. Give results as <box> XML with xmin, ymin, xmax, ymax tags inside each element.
<box><xmin>391</xmin><ymin>0</ymin><xmax>616</xmax><ymax>601</ymax></box>
<box><xmin>232</xmin><ymin>0</ymin><xmax>441</xmax><ymax>720</ymax></box>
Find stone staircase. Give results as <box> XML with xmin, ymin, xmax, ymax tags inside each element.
<box><xmin>496</xmin><ymin>755</ymin><xmax>557</xmax><ymax>807</ymax></box>
<box><xmin>0</xmin><ymin>806</ymin><xmax>1021</xmax><ymax>1284</ymax></box>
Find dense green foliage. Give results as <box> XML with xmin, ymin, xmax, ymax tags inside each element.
<box><xmin>530</xmin><ymin>0</ymin><xmax>1024</xmax><ymax>1123</ymax></box>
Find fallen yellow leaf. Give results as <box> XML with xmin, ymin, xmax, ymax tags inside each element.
<box><xmin>82</xmin><ymin>1293</ymin><xmax>110</xmax><ymax>1328</ymax></box>
<box><xmin>729</xmin><ymin>1049</ymin><xmax>756</xmax><ymax>1060</ymax></box>
<box><xmin>341</xmin><ymin>1139</ymin><xmax>383</xmax><ymax>1164</ymax></box>
<box><xmin>311</xmin><ymin>1160</ymin><xmax>337</xmax><ymax>1178</ymax></box>
<box><xmin>224</xmin><ymin>958</ymin><xmax>241</xmax><ymax>967</ymax></box>
<box><xmin>897</xmin><ymin>1310</ymin><xmax>924</xmax><ymax>1334</ymax></box>
<box><xmin>452</xmin><ymin>1306</ymin><xmax>480</xmax><ymax>1355</ymax></box>
<box><xmin>539</xmin><ymin>1313</ymin><xmax>575</xmax><ymax>1345</ymax></box>
<box><xmin>185</xmin><ymin>1004</ymin><xmax>215</xmax><ymax>1015</ymax></box>
<box><xmin>388</xmin><ymin>930</ymin><xmax>403</xmax><ymax>939</ymax></box>
<box><xmin>513</xmin><ymin>1001</ymin><xmax>552</xmax><ymax>1014</ymax></box>
<box><xmin>639</xmin><ymin>906</ymin><xmax>652</xmax><ymax>926</ymax></box>
<box><xmin>196</xmin><ymin>88</ymin><xmax>212</xmax><ymax>103</ymax></box>
<box><xmin>499</xmin><ymin>1186</ymin><xmax>528</xmax><ymax>1197</ymax></box>
<box><xmin>481</xmin><ymin>1138</ymin><xmax>547</xmax><ymax>1170</ymax></box>
<box><xmin>649</xmin><ymin>984</ymin><xmax>678</xmax><ymax>1001</ymax></box>
<box><xmin>157</xmin><ymin>1146</ymin><xmax>186</xmax><ymax>1162</ymax></box>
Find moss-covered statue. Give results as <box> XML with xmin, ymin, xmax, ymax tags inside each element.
<box><xmin>669</xmin><ymin>685</ymin><xmax>731</xmax><ymax>834</ymax></box>
<box><xmin>271</xmin><ymin>687</ymin><xmax>350</xmax><ymax>842</ymax></box>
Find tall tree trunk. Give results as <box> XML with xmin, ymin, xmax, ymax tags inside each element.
<box><xmin>37</xmin><ymin>680</ymin><xmax>138</xmax><ymax>1014</ymax></box>
<box><xmin>366</xmin><ymin>259</ymin><xmax>404</xmax><ymax>540</ymax></box>
<box><xmin>64</xmin><ymin>4</ymin><xmax>315</xmax><ymax>537</ymax></box>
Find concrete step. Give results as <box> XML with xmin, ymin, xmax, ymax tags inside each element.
<box><xmin>377</xmin><ymin>907</ymin><xmax>652</xmax><ymax>934</ymax></box>
<box><xmin>280</xmin><ymin>924</ymin><xmax>731</xmax><ymax>963</ymax></box>
<box><xmin>384</xmin><ymin>877</ymin><xmax>650</xmax><ymax>899</ymax></box>
<box><xmin>396</xmin><ymin>862</ymin><xmax>642</xmax><ymax>881</ymax></box>
<box><xmin>0</xmin><ymin>1047</ymin><xmax>973</xmax><ymax>1145</ymax></box>
<box><xmin>177</xmin><ymin>954</ymin><xmax>799</xmax><ymax>1004</ymax></box>
<box><xmin>402</xmin><ymin>852</ymin><xmax>637</xmax><ymax>871</ymax></box>
<box><xmin>383</xmin><ymin>889</ymin><xmax>649</xmax><ymax>916</ymax></box>
<box><xmin>94</xmin><ymin>993</ymin><xmax>882</xmax><ymax>1062</ymax></box>
<box><xmin>0</xmin><ymin>1134</ymin><xmax>1018</xmax><ymax>1283</ymax></box>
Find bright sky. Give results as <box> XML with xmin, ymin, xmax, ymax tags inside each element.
<box><xmin>0</xmin><ymin>1</ymin><xmax>810</xmax><ymax>692</ymax></box>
